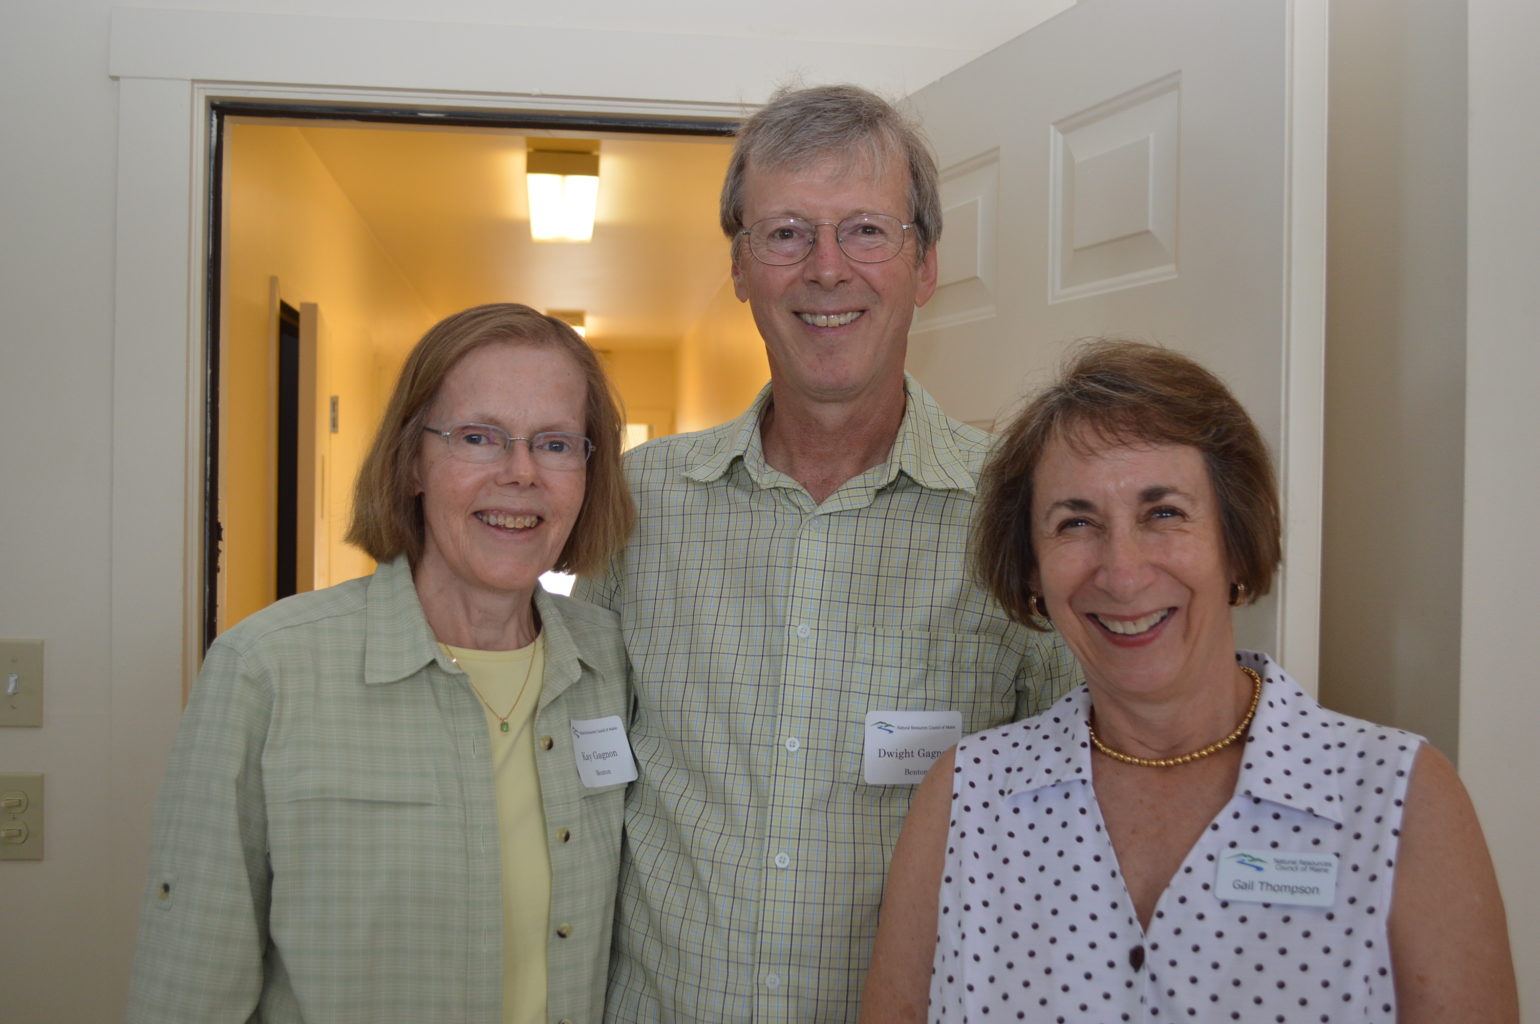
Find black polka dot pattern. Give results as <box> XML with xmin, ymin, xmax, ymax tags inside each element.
<box><xmin>929</xmin><ymin>652</ymin><xmax>1421</xmax><ymax>1022</ymax></box>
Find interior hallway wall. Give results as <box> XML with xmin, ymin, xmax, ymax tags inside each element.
<box><xmin>223</xmin><ymin>123</ymin><xmax>438</xmax><ymax>628</ymax></box>
<box><xmin>600</xmin><ymin>347</ymin><xmax>679</xmax><ymax>440</ymax></box>
<box><xmin>676</xmin><ymin>277</ymin><xmax>769</xmax><ymax>433</ymax></box>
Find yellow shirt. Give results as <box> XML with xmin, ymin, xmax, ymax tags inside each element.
<box><xmin>445</xmin><ymin>636</ymin><xmax>550</xmax><ymax>1024</ymax></box>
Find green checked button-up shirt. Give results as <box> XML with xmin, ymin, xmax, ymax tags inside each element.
<box><xmin>576</xmin><ymin>377</ymin><xmax>1078</xmax><ymax>1023</ymax></box>
<box><xmin>127</xmin><ymin>555</ymin><xmax>629</xmax><ymax>1024</ymax></box>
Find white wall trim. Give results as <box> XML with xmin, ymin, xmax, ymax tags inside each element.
<box><xmin>1277</xmin><ymin>0</ymin><xmax>1329</xmax><ymax>689</ymax></box>
<box><xmin>108</xmin><ymin>6</ymin><xmax>967</xmax><ymax>102</ymax></box>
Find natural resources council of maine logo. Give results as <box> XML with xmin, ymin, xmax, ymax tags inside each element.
<box><xmin>1229</xmin><ymin>852</ymin><xmax>1267</xmax><ymax>872</ymax></box>
<box><xmin>871</xmin><ymin>720</ymin><xmax>896</xmax><ymax>734</ymax></box>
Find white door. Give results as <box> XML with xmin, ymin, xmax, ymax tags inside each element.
<box><xmin>905</xmin><ymin>0</ymin><xmax>1325</xmax><ymax>678</ymax></box>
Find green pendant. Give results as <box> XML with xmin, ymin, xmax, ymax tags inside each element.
<box><xmin>500</xmin><ymin>721</ymin><xmax>510</xmax><ymax>733</ymax></box>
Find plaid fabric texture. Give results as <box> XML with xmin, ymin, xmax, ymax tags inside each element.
<box><xmin>577</xmin><ymin>378</ymin><xmax>1079</xmax><ymax>1023</ymax></box>
<box><xmin>127</xmin><ymin>556</ymin><xmax>628</xmax><ymax>1024</ymax></box>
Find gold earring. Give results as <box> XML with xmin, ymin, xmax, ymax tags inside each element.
<box><xmin>1228</xmin><ymin>581</ymin><xmax>1247</xmax><ymax>607</ymax></box>
<box><xmin>1029</xmin><ymin>593</ymin><xmax>1050</xmax><ymax>622</ymax></box>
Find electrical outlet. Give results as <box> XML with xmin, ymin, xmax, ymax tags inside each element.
<box><xmin>0</xmin><ymin>640</ymin><xmax>44</xmax><ymax>727</ymax></box>
<box><xmin>0</xmin><ymin>773</ymin><xmax>43</xmax><ymax>860</ymax></box>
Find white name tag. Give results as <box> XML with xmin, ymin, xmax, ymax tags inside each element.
<box><xmin>1216</xmin><ymin>849</ymin><xmax>1339</xmax><ymax>907</ymax></box>
<box><xmin>862</xmin><ymin>710</ymin><xmax>962</xmax><ymax>785</ymax></box>
<box><xmin>570</xmin><ymin>715</ymin><xmax>638</xmax><ymax>788</ymax></box>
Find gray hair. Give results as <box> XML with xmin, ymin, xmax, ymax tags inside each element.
<box><xmin>719</xmin><ymin>83</ymin><xmax>942</xmax><ymax>262</ymax></box>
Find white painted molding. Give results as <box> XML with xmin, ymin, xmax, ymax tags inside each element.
<box><xmin>108</xmin><ymin>6</ymin><xmax>968</xmax><ymax>103</ymax></box>
<box><xmin>1277</xmin><ymin>0</ymin><xmax>1329</xmax><ymax>691</ymax></box>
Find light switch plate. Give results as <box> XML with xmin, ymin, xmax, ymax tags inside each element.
<box><xmin>0</xmin><ymin>639</ymin><xmax>44</xmax><ymax>727</ymax></box>
<box><xmin>0</xmin><ymin>772</ymin><xmax>44</xmax><ymax>860</ymax></box>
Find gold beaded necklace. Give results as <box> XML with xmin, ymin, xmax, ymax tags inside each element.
<box><xmin>441</xmin><ymin>642</ymin><xmax>537</xmax><ymax>734</ymax></box>
<box><xmin>1088</xmin><ymin>665</ymin><xmax>1263</xmax><ymax>767</ymax></box>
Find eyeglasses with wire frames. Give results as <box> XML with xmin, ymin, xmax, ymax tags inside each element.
<box><xmin>423</xmin><ymin>423</ymin><xmax>594</xmax><ymax>470</ymax></box>
<box><xmin>738</xmin><ymin>213</ymin><xmax>915</xmax><ymax>266</ymax></box>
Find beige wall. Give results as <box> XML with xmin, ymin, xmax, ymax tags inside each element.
<box><xmin>676</xmin><ymin>277</ymin><xmax>769</xmax><ymax>433</ymax></box>
<box><xmin>221</xmin><ymin>123</ymin><xmax>438</xmax><ymax>628</ymax></box>
<box><xmin>1321</xmin><ymin>1</ymin><xmax>1467</xmax><ymax>756</ymax></box>
<box><xmin>1463</xmin><ymin>0</ymin><xmax>1540</xmax><ymax>1013</ymax></box>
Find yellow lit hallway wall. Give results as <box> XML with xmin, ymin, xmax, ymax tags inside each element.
<box><xmin>600</xmin><ymin>347</ymin><xmax>679</xmax><ymax>440</ymax></box>
<box><xmin>675</xmin><ymin>277</ymin><xmax>768</xmax><ymax>433</ymax></box>
<box><xmin>222</xmin><ymin>123</ymin><xmax>438</xmax><ymax>630</ymax></box>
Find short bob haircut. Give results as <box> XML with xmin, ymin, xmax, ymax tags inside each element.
<box><xmin>346</xmin><ymin>303</ymin><xmax>634</xmax><ymax>578</ymax></box>
<box><xmin>719</xmin><ymin>83</ymin><xmax>942</xmax><ymax>263</ymax></box>
<box><xmin>974</xmin><ymin>340</ymin><xmax>1281</xmax><ymax>631</ymax></box>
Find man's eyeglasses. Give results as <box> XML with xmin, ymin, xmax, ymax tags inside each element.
<box><xmin>423</xmin><ymin>424</ymin><xmax>594</xmax><ymax>470</ymax></box>
<box><xmin>738</xmin><ymin>213</ymin><xmax>914</xmax><ymax>266</ymax></box>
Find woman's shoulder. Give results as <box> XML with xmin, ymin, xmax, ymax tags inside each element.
<box><xmin>536</xmin><ymin>589</ymin><xmax>626</xmax><ymax>670</ymax></box>
<box><xmin>540</xmin><ymin>589</ymin><xmax>620</xmax><ymax>630</ymax></box>
<box><xmin>963</xmin><ymin>685</ymin><xmax>1085</xmax><ymax>746</ymax></box>
<box><xmin>954</xmin><ymin>686</ymin><xmax>1090</xmax><ymax>789</ymax></box>
<box><xmin>1242</xmin><ymin>651</ymin><xmax>1427</xmax><ymax>755</ymax></box>
<box><xmin>213</xmin><ymin>573</ymin><xmax>374</xmax><ymax>654</ymax></box>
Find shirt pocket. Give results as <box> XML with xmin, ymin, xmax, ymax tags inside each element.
<box><xmin>832</xmin><ymin>627</ymin><xmax>1020</xmax><ymax>782</ymax></box>
<box><xmin>851</xmin><ymin>627</ymin><xmax>1019</xmax><ymax>721</ymax></box>
<box><xmin>266</xmin><ymin>760</ymin><xmax>451</xmax><ymax>882</ymax></box>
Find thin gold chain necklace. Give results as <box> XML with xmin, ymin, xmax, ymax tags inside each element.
<box><xmin>441</xmin><ymin>641</ymin><xmax>537</xmax><ymax>734</ymax></box>
<box><xmin>1088</xmin><ymin>665</ymin><xmax>1263</xmax><ymax>767</ymax></box>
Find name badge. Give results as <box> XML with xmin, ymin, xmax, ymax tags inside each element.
<box><xmin>1216</xmin><ymin>849</ymin><xmax>1339</xmax><ymax>907</ymax></box>
<box><xmin>863</xmin><ymin>710</ymin><xmax>962</xmax><ymax>785</ymax></box>
<box><xmin>570</xmin><ymin>715</ymin><xmax>638</xmax><ymax>788</ymax></box>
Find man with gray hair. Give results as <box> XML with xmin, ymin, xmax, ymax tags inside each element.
<box><xmin>577</xmin><ymin>84</ymin><xmax>1077</xmax><ymax>1022</ymax></box>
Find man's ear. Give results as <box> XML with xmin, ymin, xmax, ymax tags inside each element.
<box><xmin>731</xmin><ymin>242</ymin><xmax>751</xmax><ymax>302</ymax></box>
<box><xmin>914</xmin><ymin>243</ymin><xmax>939</xmax><ymax>308</ymax></box>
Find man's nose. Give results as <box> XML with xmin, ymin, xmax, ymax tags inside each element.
<box><xmin>802</xmin><ymin>222</ymin><xmax>853</xmax><ymax>285</ymax></box>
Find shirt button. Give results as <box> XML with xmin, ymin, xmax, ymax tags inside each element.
<box><xmin>773</xmin><ymin>852</ymin><xmax>790</xmax><ymax>869</ymax></box>
<box><xmin>555</xmin><ymin>924</ymin><xmax>573</xmax><ymax>939</ymax></box>
<box><xmin>764</xmin><ymin>972</ymin><xmax>782</xmax><ymax>991</ymax></box>
<box><xmin>539</xmin><ymin>736</ymin><xmax>554</xmax><ymax>751</ymax></box>
<box><xmin>784</xmin><ymin>736</ymin><xmax>801</xmax><ymax>753</ymax></box>
<box><xmin>556</xmin><ymin>827</ymin><xmax>571</xmax><ymax>843</ymax></box>
<box><xmin>794</xmin><ymin>623</ymin><xmax>811</xmax><ymax>638</ymax></box>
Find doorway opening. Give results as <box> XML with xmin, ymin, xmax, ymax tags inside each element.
<box><xmin>203</xmin><ymin>99</ymin><xmax>752</xmax><ymax>650</ymax></box>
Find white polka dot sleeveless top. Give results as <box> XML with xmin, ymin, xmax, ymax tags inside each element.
<box><xmin>931</xmin><ymin>651</ymin><xmax>1423</xmax><ymax>1023</ymax></box>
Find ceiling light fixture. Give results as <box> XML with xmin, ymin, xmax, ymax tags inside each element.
<box><xmin>526</xmin><ymin>143</ymin><xmax>600</xmax><ymax>242</ymax></box>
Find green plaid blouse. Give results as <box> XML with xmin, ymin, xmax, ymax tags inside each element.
<box><xmin>577</xmin><ymin>378</ymin><xmax>1078</xmax><ymax>1023</ymax></box>
<box><xmin>127</xmin><ymin>556</ymin><xmax>629</xmax><ymax>1024</ymax></box>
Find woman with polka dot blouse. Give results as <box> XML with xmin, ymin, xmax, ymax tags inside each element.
<box><xmin>860</xmin><ymin>341</ymin><xmax>1516</xmax><ymax>1023</ymax></box>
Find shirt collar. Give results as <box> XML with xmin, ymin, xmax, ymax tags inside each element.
<box><xmin>362</xmin><ymin>554</ymin><xmax>443</xmax><ymax>685</ymax></box>
<box><xmin>1005</xmin><ymin>652</ymin><xmax>1346</xmax><ymax>825</ymax></box>
<box><xmin>360</xmin><ymin>554</ymin><xmax>588</xmax><ymax>697</ymax></box>
<box><xmin>531</xmin><ymin>587</ymin><xmax>583</xmax><ymax>707</ymax></box>
<box><xmin>682</xmin><ymin>374</ymin><xmax>979</xmax><ymax>494</ymax></box>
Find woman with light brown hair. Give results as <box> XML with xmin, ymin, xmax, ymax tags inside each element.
<box><xmin>128</xmin><ymin>303</ymin><xmax>635</xmax><ymax>1024</ymax></box>
<box><xmin>862</xmin><ymin>340</ymin><xmax>1516</xmax><ymax>1023</ymax></box>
